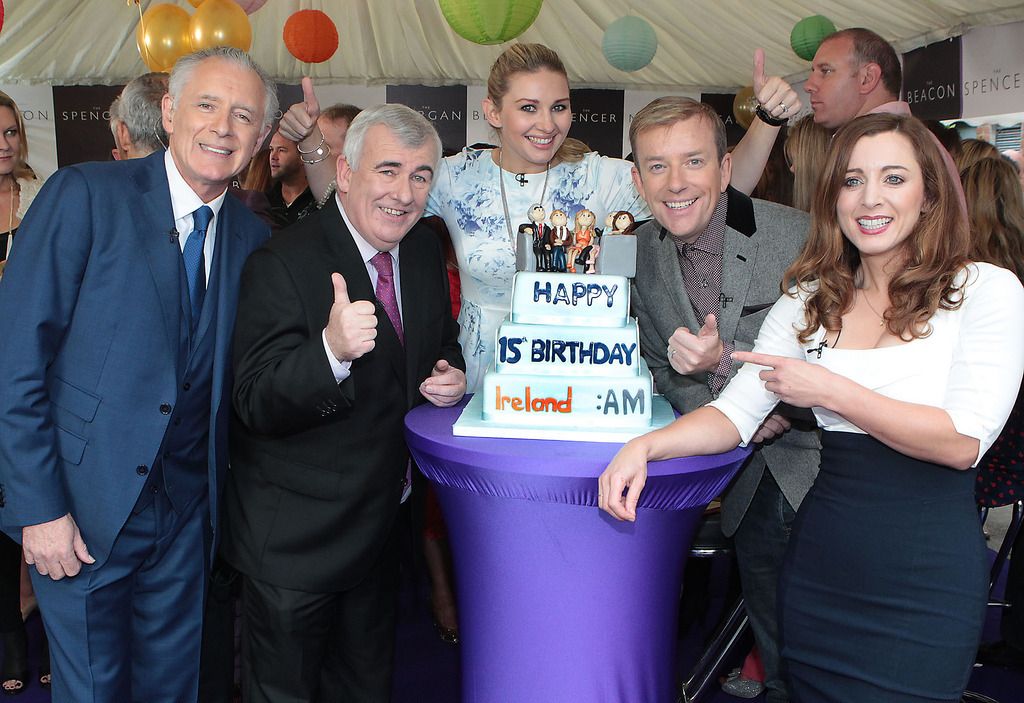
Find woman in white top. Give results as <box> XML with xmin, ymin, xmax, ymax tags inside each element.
<box><xmin>600</xmin><ymin>113</ymin><xmax>1024</xmax><ymax>702</ymax></box>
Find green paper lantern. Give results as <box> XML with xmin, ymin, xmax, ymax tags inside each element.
<box><xmin>790</xmin><ymin>15</ymin><xmax>836</xmax><ymax>61</ymax></box>
<box><xmin>439</xmin><ymin>0</ymin><xmax>543</xmax><ymax>45</ymax></box>
<box><xmin>602</xmin><ymin>16</ymin><xmax>658</xmax><ymax>72</ymax></box>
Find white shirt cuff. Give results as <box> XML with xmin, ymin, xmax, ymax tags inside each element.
<box><xmin>322</xmin><ymin>329</ymin><xmax>351</xmax><ymax>383</ymax></box>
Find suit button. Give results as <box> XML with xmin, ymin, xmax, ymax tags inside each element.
<box><xmin>160</xmin><ymin>403</ymin><xmax>172</xmax><ymax>415</ymax></box>
<box><xmin>182</xmin><ymin>383</ymin><xmax>191</xmax><ymax>391</ymax></box>
<box><xmin>136</xmin><ymin>465</ymin><xmax>149</xmax><ymax>476</ymax></box>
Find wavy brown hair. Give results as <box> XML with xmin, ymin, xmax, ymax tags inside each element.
<box><xmin>960</xmin><ymin>157</ymin><xmax>1024</xmax><ymax>282</ymax></box>
<box><xmin>784</xmin><ymin>113</ymin><xmax>970</xmax><ymax>343</ymax></box>
<box><xmin>486</xmin><ymin>43</ymin><xmax>586</xmax><ymax>165</ymax></box>
<box><xmin>954</xmin><ymin>138</ymin><xmax>1001</xmax><ymax>173</ymax></box>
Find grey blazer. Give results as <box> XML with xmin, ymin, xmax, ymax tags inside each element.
<box><xmin>631</xmin><ymin>188</ymin><xmax>820</xmax><ymax>536</ymax></box>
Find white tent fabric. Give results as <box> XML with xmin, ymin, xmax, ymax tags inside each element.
<box><xmin>1</xmin><ymin>0</ymin><xmax>1023</xmax><ymax>89</ymax></box>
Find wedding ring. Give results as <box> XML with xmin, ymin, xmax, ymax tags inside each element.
<box><xmin>669</xmin><ymin>348</ymin><xmax>677</xmax><ymax>358</ymax></box>
<box><xmin>779</xmin><ymin>103</ymin><xmax>787</xmax><ymax>114</ymax></box>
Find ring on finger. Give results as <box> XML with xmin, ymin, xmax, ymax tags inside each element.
<box><xmin>669</xmin><ymin>348</ymin><xmax>677</xmax><ymax>358</ymax></box>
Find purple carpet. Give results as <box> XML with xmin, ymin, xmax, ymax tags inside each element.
<box><xmin>4</xmin><ymin>550</ymin><xmax>1021</xmax><ymax>702</ymax></box>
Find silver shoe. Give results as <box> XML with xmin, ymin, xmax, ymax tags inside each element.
<box><xmin>721</xmin><ymin>675</ymin><xmax>765</xmax><ymax>699</ymax></box>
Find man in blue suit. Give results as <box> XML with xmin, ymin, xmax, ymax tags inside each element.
<box><xmin>0</xmin><ymin>47</ymin><xmax>275</xmax><ymax>702</ymax></box>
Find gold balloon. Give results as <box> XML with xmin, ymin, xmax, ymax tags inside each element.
<box><xmin>190</xmin><ymin>0</ymin><xmax>252</xmax><ymax>52</ymax></box>
<box><xmin>733</xmin><ymin>86</ymin><xmax>758</xmax><ymax>130</ymax></box>
<box><xmin>136</xmin><ymin>3</ymin><xmax>193</xmax><ymax>73</ymax></box>
<box><xmin>187</xmin><ymin>0</ymin><xmax>205</xmax><ymax>7</ymax></box>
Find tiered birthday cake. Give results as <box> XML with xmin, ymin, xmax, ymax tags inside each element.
<box><xmin>453</xmin><ymin>271</ymin><xmax>673</xmax><ymax>442</ymax></box>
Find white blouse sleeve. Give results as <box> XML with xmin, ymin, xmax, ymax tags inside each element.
<box><xmin>708</xmin><ymin>289</ymin><xmax>810</xmax><ymax>444</ymax></box>
<box><xmin>943</xmin><ymin>263</ymin><xmax>1024</xmax><ymax>465</ymax></box>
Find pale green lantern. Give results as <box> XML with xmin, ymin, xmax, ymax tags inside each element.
<box><xmin>791</xmin><ymin>15</ymin><xmax>836</xmax><ymax>61</ymax></box>
<box><xmin>439</xmin><ymin>0</ymin><xmax>544</xmax><ymax>45</ymax></box>
<box><xmin>602</xmin><ymin>16</ymin><xmax>658</xmax><ymax>72</ymax></box>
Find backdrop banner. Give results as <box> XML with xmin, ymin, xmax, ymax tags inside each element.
<box><xmin>903</xmin><ymin>37</ymin><xmax>962</xmax><ymax>121</ymax></box>
<box><xmin>386</xmin><ymin>84</ymin><xmax>467</xmax><ymax>156</ymax></box>
<box><xmin>52</xmin><ymin>85</ymin><xmax>122</xmax><ymax>168</ymax></box>
<box><xmin>961</xmin><ymin>20</ymin><xmax>1024</xmax><ymax>119</ymax></box>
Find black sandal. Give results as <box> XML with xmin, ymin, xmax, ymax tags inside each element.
<box><xmin>37</xmin><ymin>632</ymin><xmax>49</xmax><ymax>690</ymax></box>
<box><xmin>0</xmin><ymin>627</ymin><xmax>28</xmax><ymax>696</ymax></box>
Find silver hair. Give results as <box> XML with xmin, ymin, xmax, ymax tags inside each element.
<box><xmin>118</xmin><ymin>72</ymin><xmax>169</xmax><ymax>154</ymax></box>
<box><xmin>168</xmin><ymin>47</ymin><xmax>278</xmax><ymax>131</ymax></box>
<box><xmin>342</xmin><ymin>104</ymin><xmax>441</xmax><ymax>171</ymax></box>
<box><xmin>108</xmin><ymin>95</ymin><xmax>122</xmax><ymax>138</ymax></box>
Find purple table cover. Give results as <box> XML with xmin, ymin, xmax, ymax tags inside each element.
<box><xmin>405</xmin><ymin>397</ymin><xmax>749</xmax><ymax>703</ymax></box>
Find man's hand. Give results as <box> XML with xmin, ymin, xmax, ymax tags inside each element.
<box><xmin>325</xmin><ymin>273</ymin><xmax>378</xmax><ymax>362</ymax></box>
<box><xmin>753</xmin><ymin>48</ymin><xmax>801</xmax><ymax>122</ymax></box>
<box><xmin>22</xmin><ymin>513</ymin><xmax>94</xmax><ymax>580</ymax></box>
<box><xmin>419</xmin><ymin>360</ymin><xmax>467</xmax><ymax>407</ymax></box>
<box><xmin>668</xmin><ymin>314</ymin><xmax>724</xmax><ymax>374</ymax></box>
<box><xmin>751</xmin><ymin>412</ymin><xmax>792</xmax><ymax>443</ymax></box>
<box><xmin>278</xmin><ymin>77</ymin><xmax>322</xmax><ymax>146</ymax></box>
<box><xmin>732</xmin><ymin>351</ymin><xmax>834</xmax><ymax>408</ymax></box>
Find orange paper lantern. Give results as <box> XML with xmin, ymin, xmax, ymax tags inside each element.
<box><xmin>283</xmin><ymin>10</ymin><xmax>339</xmax><ymax>64</ymax></box>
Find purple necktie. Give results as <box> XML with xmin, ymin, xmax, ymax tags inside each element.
<box><xmin>370</xmin><ymin>251</ymin><xmax>404</xmax><ymax>346</ymax></box>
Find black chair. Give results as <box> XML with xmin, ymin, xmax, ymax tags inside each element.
<box><xmin>962</xmin><ymin>499</ymin><xmax>1024</xmax><ymax>703</ymax></box>
<box><xmin>678</xmin><ymin>510</ymin><xmax>749</xmax><ymax>703</ymax></box>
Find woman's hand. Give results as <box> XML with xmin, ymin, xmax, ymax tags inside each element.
<box><xmin>598</xmin><ymin>439</ymin><xmax>650</xmax><ymax>522</ymax></box>
<box><xmin>732</xmin><ymin>351</ymin><xmax>836</xmax><ymax>409</ymax></box>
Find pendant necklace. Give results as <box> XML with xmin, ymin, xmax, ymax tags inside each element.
<box><xmin>859</xmin><ymin>288</ymin><xmax>886</xmax><ymax>327</ymax></box>
<box><xmin>498</xmin><ymin>148</ymin><xmax>550</xmax><ymax>254</ymax></box>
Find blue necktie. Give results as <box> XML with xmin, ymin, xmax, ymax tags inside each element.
<box><xmin>183</xmin><ymin>205</ymin><xmax>213</xmax><ymax>331</ymax></box>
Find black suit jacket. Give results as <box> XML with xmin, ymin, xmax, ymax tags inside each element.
<box><xmin>223</xmin><ymin>201</ymin><xmax>464</xmax><ymax>592</ymax></box>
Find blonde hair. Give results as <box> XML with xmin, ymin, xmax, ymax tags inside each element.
<box><xmin>0</xmin><ymin>91</ymin><xmax>34</xmax><ymax>181</ymax></box>
<box><xmin>785</xmin><ymin>115</ymin><xmax>830</xmax><ymax>212</ymax></box>
<box><xmin>486</xmin><ymin>43</ymin><xmax>586</xmax><ymax>164</ymax></box>
<box><xmin>954</xmin><ymin>138</ymin><xmax>1001</xmax><ymax>173</ymax></box>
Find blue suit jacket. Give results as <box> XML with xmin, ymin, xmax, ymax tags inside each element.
<box><xmin>0</xmin><ymin>151</ymin><xmax>269</xmax><ymax>567</ymax></box>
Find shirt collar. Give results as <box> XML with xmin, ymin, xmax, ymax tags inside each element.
<box><xmin>335</xmin><ymin>194</ymin><xmax>400</xmax><ymax>264</ymax></box>
<box><xmin>669</xmin><ymin>191</ymin><xmax>728</xmax><ymax>256</ymax></box>
<box><xmin>164</xmin><ymin>150</ymin><xmax>228</xmax><ymax>222</ymax></box>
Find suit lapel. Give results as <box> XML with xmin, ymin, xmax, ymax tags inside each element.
<box><xmin>719</xmin><ymin>227</ymin><xmax>758</xmax><ymax>341</ymax></box>
<box><xmin>321</xmin><ymin>205</ymin><xmax>407</xmax><ymax>384</ymax></box>
<box><xmin>653</xmin><ymin>227</ymin><xmax>701</xmax><ymax>332</ymax></box>
<box><xmin>399</xmin><ymin>234</ymin><xmax>426</xmax><ymax>402</ymax></box>
<box><xmin>132</xmin><ymin>153</ymin><xmax>181</xmax><ymax>373</ymax></box>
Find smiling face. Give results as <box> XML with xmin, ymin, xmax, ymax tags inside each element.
<box><xmin>0</xmin><ymin>106</ymin><xmax>21</xmax><ymax>178</ymax></box>
<box><xmin>836</xmin><ymin>131</ymin><xmax>926</xmax><ymax>267</ymax></box>
<box><xmin>805</xmin><ymin>37</ymin><xmax>868</xmax><ymax>130</ymax></box>
<box><xmin>336</xmin><ymin>123</ymin><xmax>436</xmax><ymax>252</ymax></box>
<box><xmin>550</xmin><ymin>209</ymin><xmax>568</xmax><ymax>228</ymax></box>
<box><xmin>631</xmin><ymin>116</ymin><xmax>731</xmax><ymax>243</ymax></box>
<box><xmin>484</xmin><ymin>68</ymin><xmax>571</xmax><ymax>174</ymax></box>
<box><xmin>162</xmin><ymin>57</ymin><xmax>269</xmax><ymax>202</ymax></box>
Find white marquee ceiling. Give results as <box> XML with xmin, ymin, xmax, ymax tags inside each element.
<box><xmin>1</xmin><ymin>0</ymin><xmax>1023</xmax><ymax>90</ymax></box>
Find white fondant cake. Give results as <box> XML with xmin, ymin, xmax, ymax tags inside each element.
<box><xmin>454</xmin><ymin>271</ymin><xmax>670</xmax><ymax>441</ymax></box>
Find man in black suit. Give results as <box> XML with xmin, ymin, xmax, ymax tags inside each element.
<box><xmin>223</xmin><ymin>104</ymin><xmax>466</xmax><ymax>702</ymax></box>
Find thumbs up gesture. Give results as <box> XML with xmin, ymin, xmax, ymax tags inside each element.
<box><xmin>325</xmin><ymin>273</ymin><xmax>378</xmax><ymax>361</ymax></box>
<box><xmin>667</xmin><ymin>314</ymin><xmax>724</xmax><ymax>375</ymax></box>
<box><xmin>752</xmin><ymin>48</ymin><xmax>801</xmax><ymax>122</ymax></box>
<box><xmin>278</xmin><ymin>76</ymin><xmax>322</xmax><ymax>145</ymax></box>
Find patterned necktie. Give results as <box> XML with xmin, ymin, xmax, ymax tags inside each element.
<box><xmin>183</xmin><ymin>205</ymin><xmax>213</xmax><ymax>331</ymax></box>
<box><xmin>370</xmin><ymin>250</ymin><xmax>403</xmax><ymax>346</ymax></box>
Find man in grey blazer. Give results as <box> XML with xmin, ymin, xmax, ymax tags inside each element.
<box><xmin>626</xmin><ymin>97</ymin><xmax>820</xmax><ymax>703</ymax></box>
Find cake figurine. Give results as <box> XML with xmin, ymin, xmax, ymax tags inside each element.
<box><xmin>518</xmin><ymin>203</ymin><xmax>551</xmax><ymax>272</ymax></box>
<box><xmin>548</xmin><ymin>209</ymin><xmax>572</xmax><ymax>273</ymax></box>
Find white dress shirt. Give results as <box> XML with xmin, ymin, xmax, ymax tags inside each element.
<box><xmin>165</xmin><ymin>150</ymin><xmax>228</xmax><ymax>281</ymax></box>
